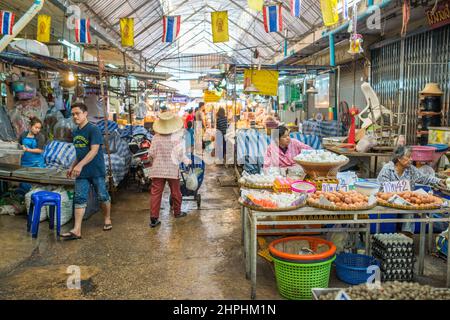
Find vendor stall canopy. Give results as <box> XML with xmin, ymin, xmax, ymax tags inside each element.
<box><xmin>0</xmin><ymin>0</ymin><xmax>330</xmax><ymax>79</ymax></box>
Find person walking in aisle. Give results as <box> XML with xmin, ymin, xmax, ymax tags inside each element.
<box><xmin>61</xmin><ymin>103</ymin><xmax>112</xmax><ymax>240</ymax></box>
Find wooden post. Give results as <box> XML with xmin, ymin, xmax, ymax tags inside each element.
<box><xmin>97</xmin><ymin>40</ymin><xmax>114</xmax><ymax>191</ymax></box>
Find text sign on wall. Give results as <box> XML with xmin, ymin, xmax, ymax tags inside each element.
<box><xmin>426</xmin><ymin>0</ymin><xmax>450</xmax><ymax>29</ymax></box>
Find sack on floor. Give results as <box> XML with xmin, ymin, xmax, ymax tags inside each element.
<box><xmin>47</xmin><ymin>187</ymin><xmax>74</xmax><ymax>226</ymax></box>
<box><xmin>25</xmin><ymin>187</ymin><xmax>48</xmax><ymax>222</ymax></box>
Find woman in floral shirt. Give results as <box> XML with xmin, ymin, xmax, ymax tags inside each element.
<box><xmin>377</xmin><ymin>146</ymin><xmax>446</xmax><ymax>234</ymax></box>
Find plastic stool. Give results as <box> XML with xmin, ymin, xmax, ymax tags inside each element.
<box><xmin>27</xmin><ymin>191</ymin><xmax>62</xmax><ymax>238</ymax></box>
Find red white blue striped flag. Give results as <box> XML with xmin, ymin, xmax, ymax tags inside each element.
<box><xmin>291</xmin><ymin>0</ymin><xmax>301</xmax><ymax>18</ymax></box>
<box><xmin>75</xmin><ymin>18</ymin><xmax>92</xmax><ymax>44</ymax></box>
<box><xmin>162</xmin><ymin>16</ymin><xmax>181</xmax><ymax>43</ymax></box>
<box><xmin>263</xmin><ymin>4</ymin><xmax>282</xmax><ymax>33</ymax></box>
<box><xmin>0</xmin><ymin>11</ymin><xmax>15</xmax><ymax>35</ymax></box>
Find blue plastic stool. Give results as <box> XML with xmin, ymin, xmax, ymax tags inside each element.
<box><xmin>27</xmin><ymin>191</ymin><xmax>62</xmax><ymax>238</ymax></box>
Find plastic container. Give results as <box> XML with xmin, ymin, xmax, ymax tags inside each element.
<box><xmin>369</xmin><ymin>214</ymin><xmax>397</xmax><ymax>234</ymax></box>
<box><xmin>411</xmin><ymin>145</ymin><xmax>437</xmax><ymax>162</ymax></box>
<box><xmin>291</xmin><ymin>181</ymin><xmax>316</xmax><ymax>194</ymax></box>
<box><xmin>269</xmin><ymin>236</ymin><xmax>336</xmax><ymax>300</ymax></box>
<box><xmin>335</xmin><ymin>253</ymin><xmax>380</xmax><ymax>285</ymax></box>
<box><xmin>427</xmin><ymin>143</ymin><xmax>449</xmax><ymax>167</ymax></box>
<box><xmin>354</xmin><ymin>181</ymin><xmax>380</xmax><ymax>196</ymax></box>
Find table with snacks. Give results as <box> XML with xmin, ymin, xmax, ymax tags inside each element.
<box><xmin>238</xmin><ymin>150</ymin><xmax>450</xmax><ymax>299</ymax></box>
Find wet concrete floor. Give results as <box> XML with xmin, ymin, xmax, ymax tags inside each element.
<box><xmin>0</xmin><ymin>165</ymin><xmax>448</xmax><ymax>299</ymax></box>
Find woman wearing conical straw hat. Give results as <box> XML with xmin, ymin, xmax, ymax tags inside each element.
<box><xmin>148</xmin><ymin>110</ymin><xmax>191</xmax><ymax>228</ymax></box>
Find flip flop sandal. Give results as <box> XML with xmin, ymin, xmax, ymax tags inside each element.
<box><xmin>103</xmin><ymin>224</ymin><xmax>112</xmax><ymax>231</ymax></box>
<box><xmin>60</xmin><ymin>231</ymin><xmax>82</xmax><ymax>241</ymax></box>
<box><xmin>150</xmin><ymin>219</ymin><xmax>161</xmax><ymax>228</ymax></box>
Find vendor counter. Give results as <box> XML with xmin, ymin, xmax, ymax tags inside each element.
<box><xmin>0</xmin><ymin>164</ymin><xmax>75</xmax><ymax>186</ymax></box>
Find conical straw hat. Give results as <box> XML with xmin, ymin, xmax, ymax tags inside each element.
<box><xmin>153</xmin><ymin>111</ymin><xmax>183</xmax><ymax>135</ymax></box>
<box><xmin>420</xmin><ymin>83</ymin><xmax>443</xmax><ymax>96</ymax></box>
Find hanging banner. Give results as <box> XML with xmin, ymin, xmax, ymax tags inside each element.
<box><xmin>426</xmin><ymin>0</ymin><xmax>450</xmax><ymax>29</ymax></box>
<box><xmin>0</xmin><ymin>11</ymin><xmax>15</xmax><ymax>35</ymax></box>
<box><xmin>37</xmin><ymin>15</ymin><xmax>51</xmax><ymax>43</ymax></box>
<box><xmin>320</xmin><ymin>0</ymin><xmax>339</xmax><ymax>27</ymax></box>
<box><xmin>211</xmin><ymin>11</ymin><xmax>229</xmax><ymax>43</ymax></box>
<box><xmin>162</xmin><ymin>15</ymin><xmax>181</xmax><ymax>43</ymax></box>
<box><xmin>244</xmin><ymin>69</ymin><xmax>279</xmax><ymax>96</ymax></box>
<box><xmin>263</xmin><ymin>4</ymin><xmax>283</xmax><ymax>33</ymax></box>
<box><xmin>291</xmin><ymin>0</ymin><xmax>302</xmax><ymax>18</ymax></box>
<box><xmin>75</xmin><ymin>18</ymin><xmax>92</xmax><ymax>44</ymax></box>
<box><xmin>248</xmin><ymin>0</ymin><xmax>264</xmax><ymax>11</ymax></box>
<box><xmin>203</xmin><ymin>90</ymin><xmax>222</xmax><ymax>103</ymax></box>
<box><xmin>120</xmin><ymin>18</ymin><xmax>134</xmax><ymax>47</ymax></box>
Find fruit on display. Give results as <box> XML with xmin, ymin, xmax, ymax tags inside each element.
<box><xmin>318</xmin><ymin>281</ymin><xmax>450</xmax><ymax>300</ymax></box>
<box><xmin>309</xmin><ymin>190</ymin><xmax>372</xmax><ymax>209</ymax></box>
<box><xmin>241</xmin><ymin>190</ymin><xmax>306</xmax><ymax>209</ymax></box>
<box><xmin>294</xmin><ymin>150</ymin><xmax>348</xmax><ymax>163</ymax></box>
<box><xmin>376</xmin><ymin>191</ymin><xmax>443</xmax><ymax>207</ymax></box>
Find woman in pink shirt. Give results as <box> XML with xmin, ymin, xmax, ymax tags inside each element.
<box><xmin>264</xmin><ymin>125</ymin><xmax>313</xmax><ymax>168</ymax></box>
<box><xmin>148</xmin><ymin>112</ymin><xmax>191</xmax><ymax>228</ymax></box>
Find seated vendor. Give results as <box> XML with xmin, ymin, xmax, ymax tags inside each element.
<box><xmin>377</xmin><ymin>145</ymin><xmax>446</xmax><ymax>236</ymax></box>
<box><xmin>264</xmin><ymin>125</ymin><xmax>313</xmax><ymax>168</ymax></box>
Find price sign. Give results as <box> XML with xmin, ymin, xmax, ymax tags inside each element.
<box><xmin>383</xmin><ymin>180</ymin><xmax>411</xmax><ymax>193</ymax></box>
<box><xmin>338</xmin><ymin>184</ymin><xmax>350</xmax><ymax>192</ymax></box>
<box><xmin>322</xmin><ymin>183</ymin><xmax>338</xmax><ymax>192</ymax></box>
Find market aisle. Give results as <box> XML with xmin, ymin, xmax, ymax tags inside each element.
<box><xmin>0</xmin><ymin>165</ymin><xmax>281</xmax><ymax>299</ymax></box>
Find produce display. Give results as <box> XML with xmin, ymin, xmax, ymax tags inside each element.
<box><xmin>240</xmin><ymin>190</ymin><xmax>306</xmax><ymax>209</ymax></box>
<box><xmin>318</xmin><ymin>281</ymin><xmax>450</xmax><ymax>300</ymax></box>
<box><xmin>294</xmin><ymin>150</ymin><xmax>348</xmax><ymax>163</ymax></box>
<box><xmin>308</xmin><ymin>190</ymin><xmax>374</xmax><ymax>210</ymax></box>
<box><xmin>376</xmin><ymin>191</ymin><xmax>444</xmax><ymax>209</ymax></box>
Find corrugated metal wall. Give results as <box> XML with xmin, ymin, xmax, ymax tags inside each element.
<box><xmin>371</xmin><ymin>24</ymin><xmax>450</xmax><ymax>144</ymax></box>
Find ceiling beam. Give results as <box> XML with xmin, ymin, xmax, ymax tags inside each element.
<box><xmin>111</xmin><ymin>0</ymin><xmax>163</xmax><ymax>27</ymax></box>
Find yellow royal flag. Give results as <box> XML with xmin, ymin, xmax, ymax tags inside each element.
<box><xmin>120</xmin><ymin>18</ymin><xmax>134</xmax><ymax>47</ymax></box>
<box><xmin>244</xmin><ymin>69</ymin><xmax>279</xmax><ymax>96</ymax></box>
<box><xmin>211</xmin><ymin>11</ymin><xmax>229</xmax><ymax>43</ymax></box>
<box><xmin>37</xmin><ymin>15</ymin><xmax>51</xmax><ymax>43</ymax></box>
<box><xmin>248</xmin><ymin>0</ymin><xmax>263</xmax><ymax>11</ymax></box>
<box><xmin>320</xmin><ymin>0</ymin><xmax>339</xmax><ymax>27</ymax></box>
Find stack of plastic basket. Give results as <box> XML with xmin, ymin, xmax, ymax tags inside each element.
<box><xmin>269</xmin><ymin>236</ymin><xmax>336</xmax><ymax>300</ymax></box>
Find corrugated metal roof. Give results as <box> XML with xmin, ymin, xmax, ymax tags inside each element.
<box><xmin>76</xmin><ymin>0</ymin><xmax>324</xmax><ymax>68</ymax></box>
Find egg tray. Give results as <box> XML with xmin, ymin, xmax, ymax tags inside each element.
<box><xmin>238</xmin><ymin>181</ymin><xmax>273</xmax><ymax>190</ymax></box>
<box><xmin>306</xmin><ymin>198</ymin><xmax>377</xmax><ymax>211</ymax></box>
<box><xmin>238</xmin><ymin>198</ymin><xmax>306</xmax><ymax>212</ymax></box>
<box><xmin>376</xmin><ymin>199</ymin><xmax>442</xmax><ymax>210</ymax></box>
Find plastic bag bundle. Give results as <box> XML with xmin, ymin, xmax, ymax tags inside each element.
<box><xmin>53</xmin><ymin>118</ymin><xmax>76</xmax><ymax>142</ymax></box>
<box><xmin>8</xmin><ymin>108</ymin><xmax>28</xmax><ymax>138</ymax></box>
<box><xmin>0</xmin><ymin>106</ymin><xmax>17</xmax><ymax>141</ymax></box>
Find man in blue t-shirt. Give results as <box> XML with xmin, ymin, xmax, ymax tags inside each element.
<box><xmin>61</xmin><ymin>102</ymin><xmax>112</xmax><ymax>240</ymax></box>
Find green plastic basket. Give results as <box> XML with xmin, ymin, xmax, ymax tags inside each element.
<box><xmin>272</xmin><ymin>255</ymin><xmax>336</xmax><ymax>300</ymax></box>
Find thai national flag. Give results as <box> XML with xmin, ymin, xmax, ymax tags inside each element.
<box><xmin>291</xmin><ymin>0</ymin><xmax>301</xmax><ymax>18</ymax></box>
<box><xmin>75</xmin><ymin>19</ymin><xmax>92</xmax><ymax>44</ymax></box>
<box><xmin>263</xmin><ymin>5</ymin><xmax>282</xmax><ymax>33</ymax></box>
<box><xmin>162</xmin><ymin>16</ymin><xmax>181</xmax><ymax>43</ymax></box>
<box><xmin>0</xmin><ymin>11</ymin><xmax>15</xmax><ymax>35</ymax></box>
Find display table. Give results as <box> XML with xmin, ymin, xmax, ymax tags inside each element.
<box><xmin>241</xmin><ymin>204</ymin><xmax>450</xmax><ymax>299</ymax></box>
<box><xmin>324</xmin><ymin>145</ymin><xmax>392</xmax><ymax>178</ymax></box>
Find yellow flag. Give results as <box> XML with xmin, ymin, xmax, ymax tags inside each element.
<box><xmin>120</xmin><ymin>18</ymin><xmax>134</xmax><ymax>47</ymax></box>
<box><xmin>37</xmin><ymin>15</ymin><xmax>51</xmax><ymax>43</ymax></box>
<box><xmin>248</xmin><ymin>0</ymin><xmax>263</xmax><ymax>11</ymax></box>
<box><xmin>320</xmin><ymin>0</ymin><xmax>339</xmax><ymax>26</ymax></box>
<box><xmin>211</xmin><ymin>11</ymin><xmax>229</xmax><ymax>43</ymax></box>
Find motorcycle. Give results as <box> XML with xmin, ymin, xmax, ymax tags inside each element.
<box><xmin>128</xmin><ymin>134</ymin><xmax>152</xmax><ymax>192</ymax></box>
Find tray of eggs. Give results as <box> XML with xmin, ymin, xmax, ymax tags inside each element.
<box><xmin>376</xmin><ymin>191</ymin><xmax>444</xmax><ymax>210</ymax></box>
<box><xmin>307</xmin><ymin>190</ymin><xmax>377</xmax><ymax>211</ymax></box>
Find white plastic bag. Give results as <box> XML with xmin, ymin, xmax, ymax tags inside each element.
<box><xmin>356</xmin><ymin>134</ymin><xmax>377</xmax><ymax>153</ymax></box>
<box><xmin>186</xmin><ymin>171</ymin><xmax>199</xmax><ymax>191</ymax></box>
<box><xmin>47</xmin><ymin>187</ymin><xmax>74</xmax><ymax>226</ymax></box>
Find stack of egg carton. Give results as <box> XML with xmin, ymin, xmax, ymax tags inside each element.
<box><xmin>372</xmin><ymin>233</ymin><xmax>415</xmax><ymax>282</ymax></box>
